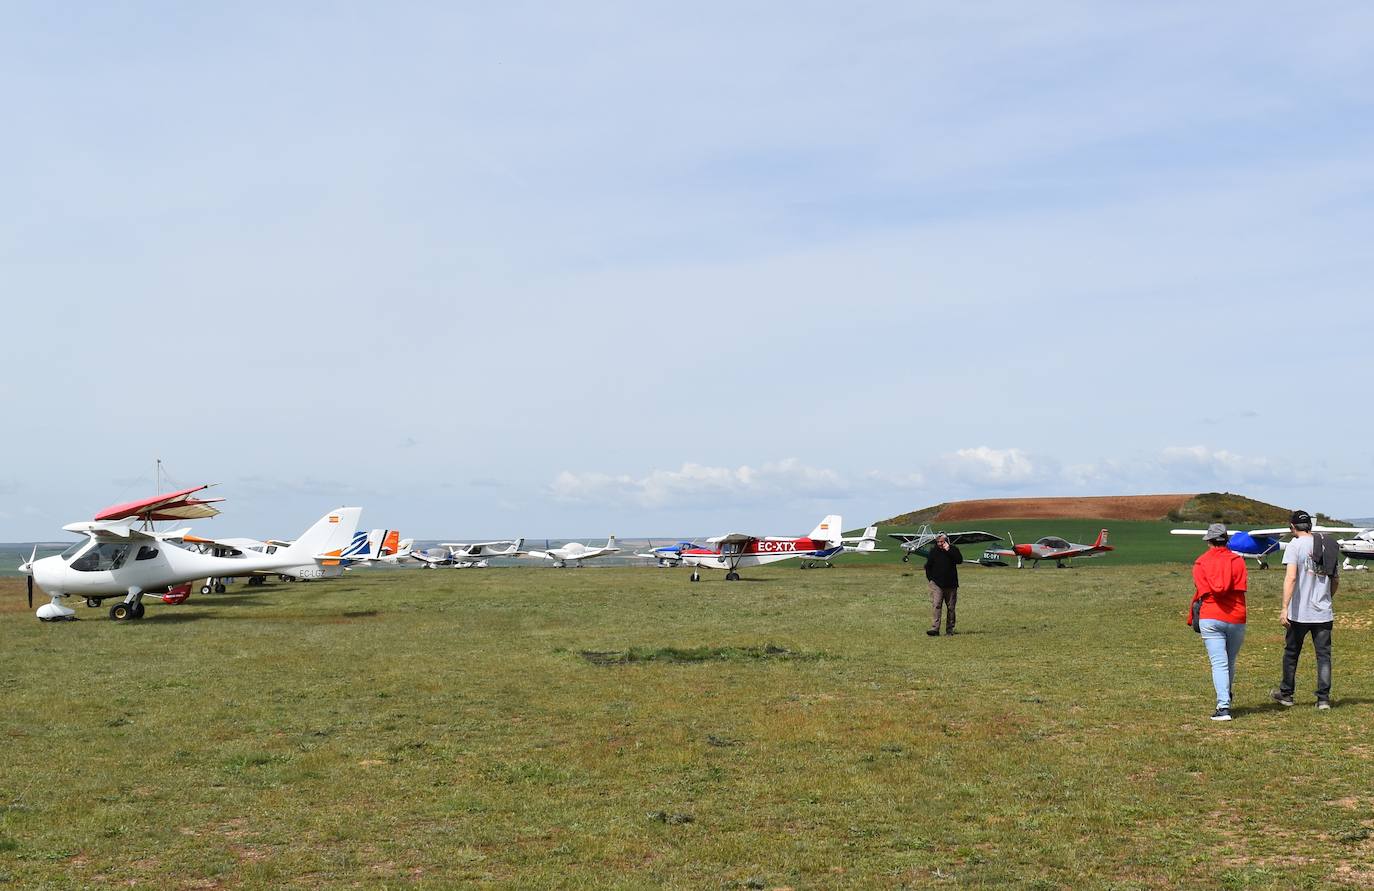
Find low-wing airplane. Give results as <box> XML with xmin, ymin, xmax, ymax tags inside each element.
<box><xmin>409</xmin><ymin>538</ymin><xmax>524</xmax><ymax>568</ymax></box>
<box><xmin>634</xmin><ymin>541</ymin><xmax>703</xmax><ymax>568</ymax></box>
<box><xmin>887</xmin><ymin>525</ymin><xmax>1003</xmax><ymax>563</ymax></box>
<box><xmin>799</xmin><ymin>525</ymin><xmax>884</xmax><ymax>568</ymax></box>
<box><xmin>18</xmin><ymin>507</ymin><xmax>363</xmax><ymax>621</ymax></box>
<box><xmin>179</xmin><ymin>524</ymin><xmax>376</xmax><ymax>591</ymax></box>
<box><xmin>344</xmin><ymin>530</ymin><xmax>415</xmax><ymax>567</ymax></box>
<box><xmin>680</xmin><ymin>515</ymin><xmax>848</xmax><ymax>581</ymax></box>
<box><xmin>985</xmin><ymin>529</ymin><xmax>1113</xmax><ymax>569</ymax></box>
<box><xmin>526</xmin><ymin>536</ymin><xmax>619</xmax><ymax>568</ymax></box>
<box><xmin>1170</xmin><ymin>524</ymin><xmax>1364</xmax><ymax>569</ymax></box>
<box><xmin>1337</xmin><ymin>529</ymin><xmax>1374</xmax><ymax>570</ymax></box>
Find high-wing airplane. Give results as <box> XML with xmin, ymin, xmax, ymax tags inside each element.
<box><xmin>18</xmin><ymin>507</ymin><xmax>363</xmax><ymax>621</ymax></box>
<box><xmin>526</xmin><ymin>536</ymin><xmax>619</xmax><ymax>568</ymax></box>
<box><xmin>680</xmin><ymin>515</ymin><xmax>848</xmax><ymax>581</ymax></box>
<box><xmin>887</xmin><ymin>525</ymin><xmax>1003</xmax><ymax>563</ymax></box>
<box><xmin>634</xmin><ymin>541</ymin><xmax>703</xmax><ymax>568</ymax></box>
<box><xmin>985</xmin><ymin>529</ymin><xmax>1113</xmax><ymax>569</ymax></box>
<box><xmin>410</xmin><ymin>538</ymin><xmax>524</xmax><ymax>568</ymax></box>
<box><xmin>1171</xmin><ymin>524</ymin><xmax>1366</xmax><ymax>569</ymax></box>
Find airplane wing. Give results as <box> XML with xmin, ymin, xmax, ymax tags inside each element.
<box><xmin>93</xmin><ymin>484</ymin><xmax>224</xmax><ymax>522</ymax></box>
<box><xmin>945</xmin><ymin>531</ymin><xmax>1003</xmax><ymax>545</ymax></box>
<box><xmin>706</xmin><ymin>532</ymin><xmax>755</xmax><ymax>545</ymax></box>
<box><xmin>887</xmin><ymin>533</ymin><xmax>923</xmax><ymax>544</ymax></box>
<box><xmin>440</xmin><ymin>540</ymin><xmax>518</xmax><ymax>549</ymax></box>
<box><xmin>61</xmin><ymin>520</ymin><xmax>159</xmax><ymax>540</ymax></box>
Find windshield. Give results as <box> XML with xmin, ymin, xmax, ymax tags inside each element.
<box><xmin>71</xmin><ymin>543</ymin><xmax>132</xmax><ymax>572</ymax></box>
<box><xmin>59</xmin><ymin>540</ymin><xmax>89</xmax><ymax>561</ymax></box>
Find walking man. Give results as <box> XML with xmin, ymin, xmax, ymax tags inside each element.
<box><xmin>1272</xmin><ymin>509</ymin><xmax>1338</xmax><ymax>709</ymax></box>
<box><xmin>925</xmin><ymin>533</ymin><xmax>962</xmax><ymax>637</ymax></box>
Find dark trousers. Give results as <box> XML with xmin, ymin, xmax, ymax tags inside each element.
<box><xmin>1280</xmin><ymin>621</ymin><xmax>1333</xmax><ymax>701</ymax></box>
<box><xmin>929</xmin><ymin>581</ymin><xmax>957</xmax><ymax>632</ymax></box>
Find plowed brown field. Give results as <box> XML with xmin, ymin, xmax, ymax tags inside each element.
<box><xmin>933</xmin><ymin>494</ymin><xmax>1195</xmax><ymax>521</ymax></box>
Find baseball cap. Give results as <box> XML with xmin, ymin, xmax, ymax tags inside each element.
<box><xmin>1290</xmin><ymin>509</ymin><xmax>1313</xmax><ymax>528</ymax></box>
<box><xmin>1204</xmin><ymin>523</ymin><xmax>1229</xmax><ymax>542</ymax></box>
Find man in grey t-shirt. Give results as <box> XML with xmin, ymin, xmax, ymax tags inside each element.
<box><xmin>1273</xmin><ymin>509</ymin><xmax>1338</xmax><ymax>709</ymax></box>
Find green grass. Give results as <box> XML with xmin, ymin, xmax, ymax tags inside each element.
<box><xmin>3</xmin><ymin>564</ymin><xmax>1373</xmax><ymax>888</ymax></box>
<box><xmin>862</xmin><ymin>520</ymin><xmax>1207</xmax><ymax>565</ymax></box>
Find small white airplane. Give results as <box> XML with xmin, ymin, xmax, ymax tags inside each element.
<box><xmin>526</xmin><ymin>536</ymin><xmax>619</xmax><ymax>568</ymax></box>
<box><xmin>410</xmin><ymin>538</ymin><xmax>524</xmax><ymax>568</ymax></box>
<box><xmin>18</xmin><ymin>507</ymin><xmax>363</xmax><ymax>621</ymax></box>
<box><xmin>1336</xmin><ymin>529</ymin><xmax>1374</xmax><ymax>571</ymax></box>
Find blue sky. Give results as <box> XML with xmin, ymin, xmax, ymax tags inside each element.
<box><xmin>3</xmin><ymin>2</ymin><xmax>1373</xmax><ymax>540</ymax></box>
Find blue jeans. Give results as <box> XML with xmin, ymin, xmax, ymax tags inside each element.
<box><xmin>1200</xmin><ymin>619</ymin><xmax>1246</xmax><ymax>708</ymax></box>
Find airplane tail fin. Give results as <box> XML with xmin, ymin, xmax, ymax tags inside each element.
<box><xmin>282</xmin><ymin>508</ymin><xmax>363</xmax><ymax>562</ymax></box>
<box><xmin>395</xmin><ymin>537</ymin><xmax>414</xmax><ymax>556</ymax></box>
<box><xmin>1094</xmin><ymin>528</ymin><xmax>1109</xmax><ymax>548</ymax></box>
<box><xmin>809</xmin><ymin>515</ymin><xmax>843</xmax><ymax>547</ymax></box>
<box><xmin>361</xmin><ymin>528</ymin><xmax>386</xmax><ymax>558</ymax></box>
<box><xmin>854</xmin><ymin>525</ymin><xmax>879</xmax><ymax>552</ymax></box>
<box><xmin>380</xmin><ymin>530</ymin><xmax>400</xmax><ymax>556</ymax></box>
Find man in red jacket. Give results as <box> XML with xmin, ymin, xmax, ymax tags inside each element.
<box><xmin>1189</xmin><ymin>523</ymin><xmax>1248</xmax><ymax>721</ymax></box>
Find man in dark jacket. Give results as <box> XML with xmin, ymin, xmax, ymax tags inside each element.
<box><xmin>925</xmin><ymin>533</ymin><xmax>963</xmax><ymax>636</ymax></box>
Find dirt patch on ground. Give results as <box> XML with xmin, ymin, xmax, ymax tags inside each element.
<box><xmin>933</xmin><ymin>495</ymin><xmax>1195</xmax><ymax>521</ymax></box>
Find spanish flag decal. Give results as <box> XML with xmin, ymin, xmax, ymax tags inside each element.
<box><xmin>329</xmin><ymin>515</ymin><xmax>339</xmax><ymax>524</ymax></box>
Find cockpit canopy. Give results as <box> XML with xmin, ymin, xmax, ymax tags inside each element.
<box><xmin>1037</xmin><ymin>537</ymin><xmax>1071</xmax><ymax>551</ymax></box>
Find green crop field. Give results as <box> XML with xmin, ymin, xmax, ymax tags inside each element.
<box><xmin>868</xmin><ymin>520</ymin><xmax>1223</xmax><ymax>566</ymax></box>
<box><xmin>3</xmin><ymin>563</ymin><xmax>1373</xmax><ymax>889</ymax></box>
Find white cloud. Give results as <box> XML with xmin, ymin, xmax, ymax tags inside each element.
<box><xmin>550</xmin><ymin>459</ymin><xmax>848</xmax><ymax>508</ymax></box>
<box><xmin>1156</xmin><ymin>445</ymin><xmax>1293</xmax><ymax>486</ymax></box>
<box><xmin>934</xmin><ymin>447</ymin><xmax>1046</xmax><ymax>489</ymax></box>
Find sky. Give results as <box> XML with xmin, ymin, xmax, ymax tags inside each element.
<box><xmin>2</xmin><ymin>2</ymin><xmax>1373</xmax><ymax>541</ymax></box>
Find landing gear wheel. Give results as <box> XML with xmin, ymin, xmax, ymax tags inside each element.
<box><xmin>214</xmin><ymin>583</ymin><xmax>226</xmax><ymax>594</ymax></box>
<box><xmin>85</xmin><ymin>597</ymin><xmax>103</xmax><ymax>609</ymax></box>
<box><xmin>200</xmin><ymin>585</ymin><xmax>212</xmax><ymax>595</ymax></box>
<box><xmin>690</xmin><ymin>570</ymin><xmax>700</xmax><ymax>582</ymax></box>
<box><xmin>109</xmin><ymin>603</ymin><xmax>133</xmax><ymax>621</ymax></box>
<box><xmin>726</xmin><ymin>571</ymin><xmax>740</xmax><ymax>581</ymax></box>
<box><xmin>901</xmin><ymin>555</ymin><xmax>910</xmax><ymax>563</ymax></box>
<box><xmin>131</xmin><ymin>602</ymin><xmax>145</xmax><ymax>619</ymax></box>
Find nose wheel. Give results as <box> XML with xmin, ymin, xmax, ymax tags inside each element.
<box><xmin>725</xmin><ymin>571</ymin><xmax>741</xmax><ymax>581</ymax></box>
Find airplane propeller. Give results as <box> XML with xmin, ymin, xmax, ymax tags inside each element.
<box><xmin>18</xmin><ymin>545</ymin><xmax>37</xmax><ymax>608</ymax></box>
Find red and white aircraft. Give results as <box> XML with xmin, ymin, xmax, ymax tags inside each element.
<box><xmin>984</xmin><ymin>529</ymin><xmax>1113</xmax><ymax>569</ymax></box>
<box><xmin>680</xmin><ymin>515</ymin><xmax>854</xmax><ymax>581</ymax></box>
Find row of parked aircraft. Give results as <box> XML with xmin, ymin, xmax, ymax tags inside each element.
<box><xmin>15</xmin><ymin>485</ymin><xmax>890</xmax><ymax>620</ymax></box>
<box><xmin>17</xmin><ymin>483</ymin><xmax>1372</xmax><ymax>622</ymax></box>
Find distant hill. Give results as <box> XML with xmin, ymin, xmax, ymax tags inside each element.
<box><xmin>879</xmin><ymin>493</ymin><xmax>1346</xmax><ymax>526</ymax></box>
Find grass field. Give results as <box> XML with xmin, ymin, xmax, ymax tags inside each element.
<box><xmin>3</xmin><ymin>561</ymin><xmax>1373</xmax><ymax>889</ymax></box>
<box><xmin>872</xmin><ymin>520</ymin><xmax>1205</xmax><ymax>566</ymax></box>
